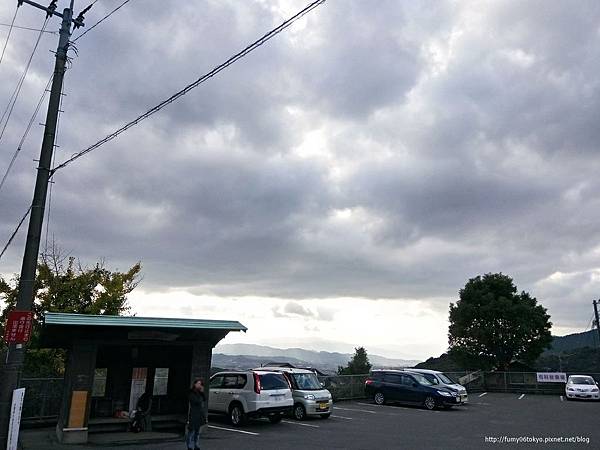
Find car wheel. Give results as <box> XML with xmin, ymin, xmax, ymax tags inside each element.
<box><xmin>293</xmin><ymin>404</ymin><xmax>307</xmax><ymax>420</ymax></box>
<box><xmin>424</xmin><ymin>396</ymin><xmax>436</xmax><ymax>410</ymax></box>
<box><xmin>268</xmin><ymin>415</ymin><xmax>282</xmax><ymax>424</ymax></box>
<box><xmin>374</xmin><ymin>392</ymin><xmax>385</xmax><ymax>405</ymax></box>
<box><xmin>229</xmin><ymin>403</ymin><xmax>246</xmax><ymax>426</ymax></box>
<box><xmin>320</xmin><ymin>413</ymin><xmax>331</xmax><ymax>419</ymax></box>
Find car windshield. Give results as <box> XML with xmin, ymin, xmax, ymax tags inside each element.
<box><xmin>570</xmin><ymin>377</ymin><xmax>595</xmax><ymax>385</ymax></box>
<box><xmin>412</xmin><ymin>373</ymin><xmax>433</xmax><ymax>386</ymax></box>
<box><xmin>292</xmin><ymin>373</ymin><xmax>322</xmax><ymax>390</ymax></box>
<box><xmin>439</xmin><ymin>373</ymin><xmax>456</xmax><ymax>384</ymax></box>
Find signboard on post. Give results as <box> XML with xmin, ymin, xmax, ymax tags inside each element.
<box><xmin>3</xmin><ymin>311</ymin><xmax>33</xmax><ymax>344</ymax></box>
<box><xmin>6</xmin><ymin>388</ymin><xmax>25</xmax><ymax>450</ymax></box>
<box><xmin>536</xmin><ymin>372</ymin><xmax>567</xmax><ymax>383</ymax></box>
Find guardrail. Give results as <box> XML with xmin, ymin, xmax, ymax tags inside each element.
<box><xmin>319</xmin><ymin>374</ymin><xmax>370</xmax><ymax>400</ymax></box>
<box><xmin>20</xmin><ymin>377</ymin><xmax>63</xmax><ymax>421</ymax></box>
<box><xmin>17</xmin><ymin>371</ymin><xmax>600</xmax><ymax>422</ymax></box>
<box><xmin>479</xmin><ymin>372</ymin><xmax>600</xmax><ymax>394</ymax></box>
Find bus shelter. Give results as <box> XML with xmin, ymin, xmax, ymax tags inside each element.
<box><xmin>40</xmin><ymin>312</ymin><xmax>246</xmax><ymax>444</ymax></box>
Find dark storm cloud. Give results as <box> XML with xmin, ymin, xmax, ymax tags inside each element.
<box><xmin>1</xmin><ymin>0</ymin><xmax>600</xmax><ymax>331</ymax></box>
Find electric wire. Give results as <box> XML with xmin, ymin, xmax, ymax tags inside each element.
<box><xmin>72</xmin><ymin>0</ymin><xmax>130</xmax><ymax>42</ymax></box>
<box><xmin>53</xmin><ymin>0</ymin><xmax>326</xmax><ymax>173</ymax></box>
<box><xmin>0</xmin><ymin>74</ymin><xmax>53</xmax><ymax>195</ymax></box>
<box><xmin>0</xmin><ymin>204</ymin><xmax>32</xmax><ymax>262</ymax></box>
<box><xmin>0</xmin><ymin>6</ymin><xmax>19</xmax><ymax>68</ymax></box>
<box><xmin>0</xmin><ymin>18</ymin><xmax>49</xmax><ymax>147</ymax></box>
<box><xmin>0</xmin><ymin>23</ymin><xmax>57</xmax><ymax>34</ymax></box>
<box><xmin>0</xmin><ymin>18</ymin><xmax>49</xmax><ymax>260</ymax></box>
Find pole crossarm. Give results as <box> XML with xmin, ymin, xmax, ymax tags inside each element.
<box><xmin>18</xmin><ymin>0</ymin><xmax>86</xmax><ymax>28</ymax></box>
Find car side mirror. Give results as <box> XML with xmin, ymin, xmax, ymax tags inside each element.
<box><xmin>321</xmin><ymin>382</ymin><xmax>325</xmax><ymax>387</ymax></box>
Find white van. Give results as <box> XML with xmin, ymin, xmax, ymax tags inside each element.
<box><xmin>259</xmin><ymin>366</ymin><xmax>333</xmax><ymax>420</ymax></box>
<box><xmin>209</xmin><ymin>370</ymin><xmax>293</xmax><ymax>426</ymax></box>
<box><xmin>407</xmin><ymin>369</ymin><xmax>468</xmax><ymax>403</ymax></box>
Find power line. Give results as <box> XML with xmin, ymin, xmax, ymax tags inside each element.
<box><xmin>53</xmin><ymin>0</ymin><xmax>326</xmax><ymax>173</ymax></box>
<box><xmin>0</xmin><ymin>7</ymin><xmax>19</xmax><ymax>68</ymax></box>
<box><xmin>0</xmin><ymin>204</ymin><xmax>32</xmax><ymax>262</ymax></box>
<box><xmin>0</xmin><ymin>74</ymin><xmax>53</xmax><ymax>196</ymax></box>
<box><xmin>72</xmin><ymin>0</ymin><xmax>130</xmax><ymax>42</ymax></box>
<box><xmin>0</xmin><ymin>18</ymin><xmax>49</xmax><ymax>147</ymax></box>
<box><xmin>0</xmin><ymin>23</ymin><xmax>57</xmax><ymax>34</ymax></box>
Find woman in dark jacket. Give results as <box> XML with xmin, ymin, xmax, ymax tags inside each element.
<box><xmin>187</xmin><ymin>378</ymin><xmax>207</xmax><ymax>450</ymax></box>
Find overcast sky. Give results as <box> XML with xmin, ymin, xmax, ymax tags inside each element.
<box><xmin>1</xmin><ymin>0</ymin><xmax>599</xmax><ymax>360</ymax></box>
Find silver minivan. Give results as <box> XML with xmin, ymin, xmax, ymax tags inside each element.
<box><xmin>408</xmin><ymin>369</ymin><xmax>468</xmax><ymax>403</ymax></box>
<box><xmin>259</xmin><ymin>366</ymin><xmax>333</xmax><ymax>420</ymax></box>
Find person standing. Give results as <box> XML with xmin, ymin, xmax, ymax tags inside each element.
<box><xmin>187</xmin><ymin>378</ymin><xmax>207</xmax><ymax>450</ymax></box>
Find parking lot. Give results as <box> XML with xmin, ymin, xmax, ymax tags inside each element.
<box><xmin>21</xmin><ymin>393</ymin><xmax>599</xmax><ymax>449</ymax></box>
<box><xmin>195</xmin><ymin>393</ymin><xmax>598</xmax><ymax>450</ymax></box>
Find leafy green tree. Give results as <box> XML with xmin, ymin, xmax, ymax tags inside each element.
<box><xmin>448</xmin><ymin>273</ymin><xmax>552</xmax><ymax>371</ymax></box>
<box><xmin>0</xmin><ymin>251</ymin><xmax>141</xmax><ymax>376</ymax></box>
<box><xmin>338</xmin><ymin>347</ymin><xmax>372</xmax><ymax>375</ymax></box>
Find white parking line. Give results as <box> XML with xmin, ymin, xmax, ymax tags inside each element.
<box><xmin>478</xmin><ymin>392</ymin><xmax>487</xmax><ymax>397</ymax></box>
<box><xmin>331</xmin><ymin>415</ymin><xmax>353</xmax><ymax>420</ymax></box>
<box><xmin>282</xmin><ymin>420</ymin><xmax>320</xmax><ymax>428</ymax></box>
<box><xmin>208</xmin><ymin>425</ymin><xmax>259</xmax><ymax>436</ymax></box>
<box><xmin>334</xmin><ymin>406</ymin><xmax>377</xmax><ymax>414</ymax></box>
<box><xmin>518</xmin><ymin>394</ymin><xmax>525</xmax><ymax>400</ymax></box>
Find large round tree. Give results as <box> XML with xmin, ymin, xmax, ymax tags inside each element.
<box><xmin>448</xmin><ymin>273</ymin><xmax>552</xmax><ymax>371</ymax></box>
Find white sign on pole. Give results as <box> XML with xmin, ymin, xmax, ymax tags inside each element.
<box><xmin>536</xmin><ymin>372</ymin><xmax>567</xmax><ymax>383</ymax></box>
<box><xmin>6</xmin><ymin>388</ymin><xmax>25</xmax><ymax>450</ymax></box>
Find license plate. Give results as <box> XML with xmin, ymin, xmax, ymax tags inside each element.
<box><xmin>319</xmin><ymin>403</ymin><xmax>328</xmax><ymax>410</ymax></box>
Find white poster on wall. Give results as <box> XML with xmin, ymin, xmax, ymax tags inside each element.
<box><xmin>129</xmin><ymin>367</ymin><xmax>148</xmax><ymax>413</ymax></box>
<box><xmin>6</xmin><ymin>388</ymin><xmax>25</xmax><ymax>450</ymax></box>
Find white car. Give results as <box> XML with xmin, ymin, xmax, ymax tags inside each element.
<box><xmin>408</xmin><ymin>369</ymin><xmax>468</xmax><ymax>403</ymax></box>
<box><xmin>565</xmin><ymin>375</ymin><xmax>600</xmax><ymax>400</ymax></box>
<box><xmin>209</xmin><ymin>370</ymin><xmax>293</xmax><ymax>426</ymax></box>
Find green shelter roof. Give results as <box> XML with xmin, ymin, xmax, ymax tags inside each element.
<box><xmin>44</xmin><ymin>312</ymin><xmax>247</xmax><ymax>332</ymax></box>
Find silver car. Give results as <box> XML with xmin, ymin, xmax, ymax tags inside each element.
<box><xmin>259</xmin><ymin>367</ymin><xmax>333</xmax><ymax>420</ymax></box>
<box><xmin>408</xmin><ymin>369</ymin><xmax>468</xmax><ymax>403</ymax></box>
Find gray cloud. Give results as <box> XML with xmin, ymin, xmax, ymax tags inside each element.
<box><xmin>1</xmin><ymin>0</ymin><xmax>600</xmax><ymax>332</ymax></box>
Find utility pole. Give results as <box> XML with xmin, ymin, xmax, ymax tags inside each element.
<box><xmin>594</xmin><ymin>300</ymin><xmax>600</xmax><ymax>348</ymax></box>
<box><xmin>0</xmin><ymin>1</ymin><xmax>86</xmax><ymax>446</ymax></box>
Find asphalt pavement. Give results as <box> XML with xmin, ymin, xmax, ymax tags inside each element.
<box><xmin>20</xmin><ymin>393</ymin><xmax>600</xmax><ymax>449</ymax></box>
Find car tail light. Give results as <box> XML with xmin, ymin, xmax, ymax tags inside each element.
<box><xmin>365</xmin><ymin>379</ymin><xmax>373</xmax><ymax>385</ymax></box>
<box><xmin>253</xmin><ymin>372</ymin><xmax>261</xmax><ymax>394</ymax></box>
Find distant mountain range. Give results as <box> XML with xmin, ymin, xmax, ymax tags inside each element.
<box><xmin>212</xmin><ymin>343</ymin><xmax>420</xmax><ymax>374</ymax></box>
<box><xmin>416</xmin><ymin>329</ymin><xmax>600</xmax><ymax>372</ymax></box>
<box><xmin>545</xmin><ymin>329</ymin><xmax>599</xmax><ymax>354</ymax></box>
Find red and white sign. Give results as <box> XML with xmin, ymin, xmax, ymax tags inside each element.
<box><xmin>3</xmin><ymin>311</ymin><xmax>33</xmax><ymax>344</ymax></box>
